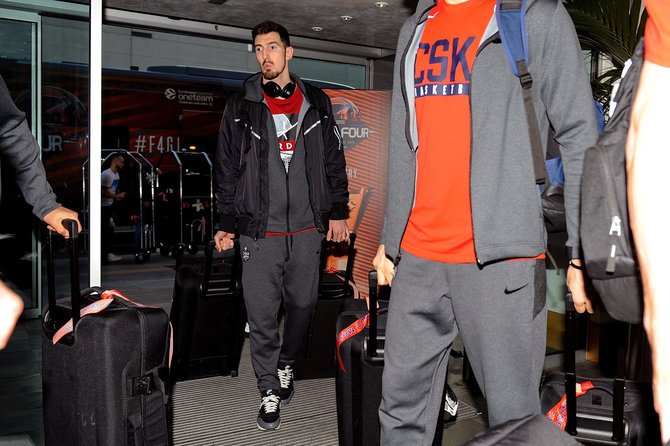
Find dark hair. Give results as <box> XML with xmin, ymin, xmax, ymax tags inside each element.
<box><xmin>252</xmin><ymin>21</ymin><xmax>291</xmax><ymax>48</ymax></box>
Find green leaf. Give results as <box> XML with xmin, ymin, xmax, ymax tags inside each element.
<box><xmin>564</xmin><ymin>0</ymin><xmax>647</xmax><ymax>105</ymax></box>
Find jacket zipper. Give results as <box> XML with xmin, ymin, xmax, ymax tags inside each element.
<box><xmin>302</xmin><ymin>105</ymin><xmax>321</xmax><ymax>231</ymax></box>
<box><xmin>402</xmin><ymin>4</ymin><xmax>435</xmax><ymax>152</ymax></box>
<box><xmin>285</xmin><ymin>159</ymin><xmax>291</xmax><ymax>235</ymax></box>
<box><xmin>393</xmin><ymin>3</ymin><xmax>435</xmax><ymax>257</ymax></box>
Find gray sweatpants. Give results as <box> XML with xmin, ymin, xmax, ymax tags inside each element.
<box><xmin>239</xmin><ymin>230</ymin><xmax>323</xmax><ymax>393</ymax></box>
<box><xmin>379</xmin><ymin>249</ymin><xmax>547</xmax><ymax>445</ymax></box>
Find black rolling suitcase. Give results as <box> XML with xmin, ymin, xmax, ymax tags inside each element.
<box><xmin>335</xmin><ymin>270</ymin><xmax>387</xmax><ymax>446</ymax></box>
<box><xmin>42</xmin><ymin>220</ymin><xmax>171</xmax><ymax>446</ymax></box>
<box><xmin>335</xmin><ymin>271</ymin><xmax>448</xmax><ymax>446</ymax></box>
<box><xmin>461</xmin><ymin>413</ymin><xmax>581</xmax><ymax>445</ymax></box>
<box><xmin>294</xmin><ymin>233</ymin><xmax>358</xmax><ymax>380</ymax></box>
<box><xmin>540</xmin><ymin>293</ymin><xmax>661</xmax><ymax>445</ymax></box>
<box><xmin>169</xmin><ymin>240</ymin><xmax>246</xmax><ymax>382</ymax></box>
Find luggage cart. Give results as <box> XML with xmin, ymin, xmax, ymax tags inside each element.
<box><xmin>129</xmin><ymin>151</ymin><xmax>158</xmax><ymax>263</ymax></box>
<box><xmin>82</xmin><ymin>150</ymin><xmax>156</xmax><ymax>263</ymax></box>
<box><xmin>154</xmin><ymin>150</ymin><xmax>214</xmax><ymax>257</ymax></box>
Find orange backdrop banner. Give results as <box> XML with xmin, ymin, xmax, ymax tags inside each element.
<box><xmin>324</xmin><ymin>89</ymin><xmax>391</xmax><ymax>298</ymax></box>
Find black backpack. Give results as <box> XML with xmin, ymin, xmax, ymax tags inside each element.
<box><xmin>580</xmin><ymin>39</ymin><xmax>645</xmax><ymax>324</ymax></box>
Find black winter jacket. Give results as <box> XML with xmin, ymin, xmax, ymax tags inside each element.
<box><xmin>214</xmin><ymin>73</ymin><xmax>349</xmax><ymax>238</ymax></box>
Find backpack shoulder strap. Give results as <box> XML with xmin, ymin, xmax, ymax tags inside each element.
<box><xmin>496</xmin><ymin>0</ymin><xmax>549</xmax><ymax>188</ymax></box>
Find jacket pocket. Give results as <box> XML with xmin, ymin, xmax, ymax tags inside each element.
<box><xmin>234</xmin><ymin>130</ymin><xmax>261</xmax><ymax>218</ymax></box>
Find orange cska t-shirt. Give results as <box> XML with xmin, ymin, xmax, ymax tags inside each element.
<box><xmin>401</xmin><ymin>0</ymin><xmax>495</xmax><ymax>263</ymax></box>
<box><xmin>644</xmin><ymin>0</ymin><xmax>670</xmax><ymax>67</ymax></box>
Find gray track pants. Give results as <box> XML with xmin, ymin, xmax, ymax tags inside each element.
<box><xmin>239</xmin><ymin>230</ymin><xmax>323</xmax><ymax>393</ymax></box>
<box><xmin>379</xmin><ymin>249</ymin><xmax>547</xmax><ymax>445</ymax></box>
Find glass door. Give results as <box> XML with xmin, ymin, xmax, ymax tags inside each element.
<box><xmin>0</xmin><ymin>10</ymin><xmax>42</xmax><ymax>318</ymax></box>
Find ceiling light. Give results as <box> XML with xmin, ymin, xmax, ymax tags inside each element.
<box><xmin>208</xmin><ymin>0</ymin><xmax>227</xmax><ymax>4</ymax></box>
<box><xmin>340</xmin><ymin>15</ymin><xmax>353</xmax><ymax>21</ymax></box>
<box><xmin>374</xmin><ymin>1</ymin><xmax>389</xmax><ymax>7</ymax></box>
<box><xmin>311</xmin><ymin>26</ymin><xmax>324</xmax><ymax>32</ymax></box>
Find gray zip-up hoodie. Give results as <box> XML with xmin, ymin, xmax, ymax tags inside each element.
<box><xmin>0</xmin><ymin>74</ymin><xmax>60</xmax><ymax>220</ymax></box>
<box><xmin>380</xmin><ymin>0</ymin><xmax>598</xmax><ymax>264</ymax></box>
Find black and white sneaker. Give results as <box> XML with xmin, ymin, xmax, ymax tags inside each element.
<box><xmin>277</xmin><ymin>364</ymin><xmax>295</xmax><ymax>404</ymax></box>
<box><xmin>444</xmin><ymin>383</ymin><xmax>459</xmax><ymax>423</ymax></box>
<box><xmin>257</xmin><ymin>389</ymin><xmax>281</xmax><ymax>431</ymax></box>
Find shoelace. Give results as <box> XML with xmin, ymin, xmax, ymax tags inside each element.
<box><xmin>261</xmin><ymin>394</ymin><xmax>280</xmax><ymax>413</ymax></box>
<box><xmin>278</xmin><ymin>366</ymin><xmax>293</xmax><ymax>389</ymax></box>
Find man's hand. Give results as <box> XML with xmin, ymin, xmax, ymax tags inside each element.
<box><xmin>43</xmin><ymin>206</ymin><xmax>82</xmax><ymax>238</ymax></box>
<box><xmin>115</xmin><ymin>192</ymin><xmax>126</xmax><ymax>201</ymax></box>
<box><xmin>567</xmin><ymin>259</ymin><xmax>593</xmax><ymax>314</ymax></box>
<box><xmin>373</xmin><ymin>244</ymin><xmax>396</xmax><ymax>286</ymax></box>
<box><xmin>0</xmin><ymin>280</ymin><xmax>23</xmax><ymax>350</ymax></box>
<box><xmin>213</xmin><ymin>231</ymin><xmax>235</xmax><ymax>252</ymax></box>
<box><xmin>327</xmin><ymin>219</ymin><xmax>349</xmax><ymax>243</ymax></box>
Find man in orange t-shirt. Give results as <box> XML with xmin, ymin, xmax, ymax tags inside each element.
<box><xmin>627</xmin><ymin>1</ymin><xmax>670</xmax><ymax>442</ymax></box>
<box><xmin>375</xmin><ymin>0</ymin><xmax>598</xmax><ymax>443</ymax></box>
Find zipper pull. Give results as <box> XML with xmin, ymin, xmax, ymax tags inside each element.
<box><xmin>608</xmin><ymin>216</ymin><xmax>622</xmax><ymax>237</ymax></box>
<box><xmin>606</xmin><ymin>216</ymin><xmax>621</xmax><ymax>274</ymax></box>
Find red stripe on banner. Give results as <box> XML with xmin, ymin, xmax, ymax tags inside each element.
<box><xmin>324</xmin><ymin>89</ymin><xmax>391</xmax><ymax>299</ymax></box>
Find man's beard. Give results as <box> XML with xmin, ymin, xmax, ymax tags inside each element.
<box><xmin>262</xmin><ymin>61</ymin><xmax>284</xmax><ymax>80</ymax></box>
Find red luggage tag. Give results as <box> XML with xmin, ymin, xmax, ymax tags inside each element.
<box><xmin>323</xmin><ymin>267</ymin><xmax>361</xmax><ymax>300</ymax></box>
<box><xmin>52</xmin><ymin>298</ymin><xmax>114</xmax><ymax>344</ymax></box>
<box><xmin>546</xmin><ymin>380</ymin><xmax>595</xmax><ymax>429</ymax></box>
<box><xmin>335</xmin><ymin>314</ymin><xmax>369</xmax><ymax>373</ymax></box>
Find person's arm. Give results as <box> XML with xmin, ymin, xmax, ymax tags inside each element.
<box><xmin>538</xmin><ymin>4</ymin><xmax>599</xmax><ymax>313</ymax></box>
<box><xmin>101</xmin><ymin>185</ymin><xmax>125</xmax><ymax>200</ymax></box>
<box><xmin>0</xmin><ymin>280</ymin><xmax>23</xmax><ymax>350</ymax></box>
<box><xmin>375</xmin><ymin>18</ymin><xmax>418</xmax><ymax>287</ymax></box>
<box><xmin>627</xmin><ymin>59</ymin><xmax>670</xmax><ymax>444</ymax></box>
<box><xmin>213</xmin><ymin>94</ymin><xmax>243</xmax><ymax>251</ymax></box>
<box><xmin>319</xmin><ymin>90</ymin><xmax>349</xmax><ymax>220</ymax></box>
<box><xmin>0</xmin><ymin>75</ymin><xmax>81</xmax><ymax>237</ymax></box>
<box><xmin>317</xmin><ymin>89</ymin><xmax>350</xmax><ymax>243</ymax></box>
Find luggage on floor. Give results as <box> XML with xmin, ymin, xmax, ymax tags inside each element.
<box><xmin>170</xmin><ymin>240</ymin><xmax>246</xmax><ymax>382</ymax></box>
<box><xmin>461</xmin><ymin>413</ymin><xmax>581</xmax><ymax>446</ymax></box>
<box><xmin>335</xmin><ymin>270</ymin><xmax>386</xmax><ymax>446</ymax></box>
<box><xmin>293</xmin><ymin>233</ymin><xmax>358</xmax><ymax>380</ymax></box>
<box><xmin>335</xmin><ymin>270</ymin><xmax>446</xmax><ymax>446</ymax></box>
<box><xmin>41</xmin><ymin>219</ymin><xmax>171</xmax><ymax>446</ymax></box>
<box><xmin>540</xmin><ymin>293</ymin><xmax>661</xmax><ymax>446</ymax></box>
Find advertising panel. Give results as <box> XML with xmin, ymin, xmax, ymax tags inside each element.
<box><xmin>324</xmin><ymin>89</ymin><xmax>391</xmax><ymax>297</ymax></box>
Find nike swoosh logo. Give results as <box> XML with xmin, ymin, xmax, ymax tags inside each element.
<box><xmin>504</xmin><ymin>283</ymin><xmax>528</xmax><ymax>294</ymax></box>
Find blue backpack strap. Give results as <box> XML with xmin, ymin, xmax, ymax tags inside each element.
<box><xmin>496</xmin><ymin>0</ymin><xmax>549</xmax><ymax>188</ymax></box>
<box><xmin>496</xmin><ymin>0</ymin><xmax>530</xmax><ymax>80</ymax></box>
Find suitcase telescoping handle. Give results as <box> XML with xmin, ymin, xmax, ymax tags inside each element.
<box><xmin>46</xmin><ymin>219</ymin><xmax>81</xmax><ymax>328</ymax></box>
<box><xmin>342</xmin><ymin>233</ymin><xmax>357</xmax><ymax>292</ymax></box>
<box><xmin>564</xmin><ymin>292</ymin><xmax>577</xmax><ymax>435</ymax></box>
<box><xmin>563</xmin><ymin>292</ymin><xmax>625</xmax><ymax>441</ymax></box>
<box><xmin>202</xmin><ymin>238</ymin><xmax>240</xmax><ymax>296</ymax></box>
<box><xmin>367</xmin><ymin>270</ymin><xmax>378</xmax><ymax>357</ymax></box>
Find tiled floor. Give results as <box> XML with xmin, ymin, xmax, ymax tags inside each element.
<box><xmin>0</xmin><ymin>251</ymin><xmax>606</xmax><ymax>445</ymax></box>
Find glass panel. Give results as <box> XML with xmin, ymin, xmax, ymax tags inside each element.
<box><xmin>291</xmin><ymin>57</ymin><xmax>366</xmax><ymax>89</ymax></box>
<box><xmin>40</xmin><ymin>16</ymin><xmax>90</xmax><ymax>292</ymax></box>
<box><xmin>0</xmin><ymin>17</ymin><xmax>40</xmax><ymax>314</ymax></box>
